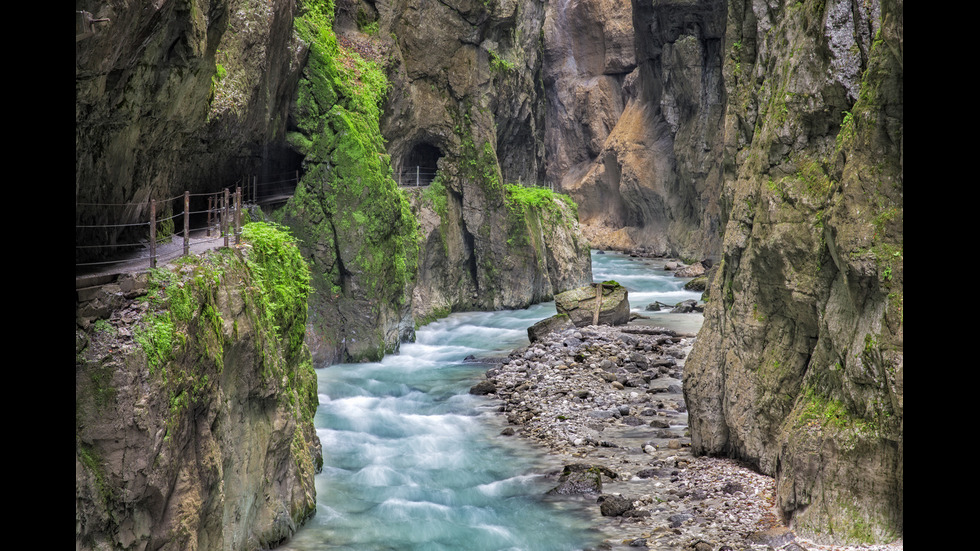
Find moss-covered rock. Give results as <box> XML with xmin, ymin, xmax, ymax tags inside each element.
<box><xmin>371</xmin><ymin>0</ymin><xmax>593</xmax><ymax>326</ymax></box>
<box><xmin>277</xmin><ymin>0</ymin><xmax>419</xmax><ymax>363</ymax></box>
<box><xmin>555</xmin><ymin>281</ymin><xmax>630</xmax><ymax>327</ymax></box>
<box><xmin>684</xmin><ymin>0</ymin><xmax>903</xmax><ymax>544</ymax></box>
<box><xmin>76</xmin><ymin>222</ymin><xmax>321</xmax><ymax>551</ymax></box>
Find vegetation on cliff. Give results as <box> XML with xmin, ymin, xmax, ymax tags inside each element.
<box><xmin>503</xmin><ymin>184</ymin><xmax>579</xmax><ymax>247</ymax></box>
<box><xmin>278</xmin><ymin>0</ymin><xmax>419</xmax><ymax>363</ymax></box>
<box><xmin>76</xmin><ymin>222</ymin><xmax>321</xmax><ymax>550</ymax></box>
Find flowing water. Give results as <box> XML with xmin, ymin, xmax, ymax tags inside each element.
<box><xmin>591</xmin><ymin>252</ymin><xmax>704</xmax><ymax>335</ymax></box>
<box><xmin>280</xmin><ymin>252</ymin><xmax>702</xmax><ymax>551</ymax></box>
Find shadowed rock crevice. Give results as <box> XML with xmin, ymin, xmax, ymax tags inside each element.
<box><xmin>543</xmin><ymin>0</ymin><xmax>727</xmax><ymax>260</ymax></box>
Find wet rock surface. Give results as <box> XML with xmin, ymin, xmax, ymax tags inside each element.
<box><xmin>555</xmin><ymin>282</ymin><xmax>631</xmax><ymax>327</ymax></box>
<box><xmin>478</xmin><ymin>323</ymin><xmax>903</xmax><ymax>550</ymax></box>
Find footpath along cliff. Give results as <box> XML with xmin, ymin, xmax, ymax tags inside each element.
<box><xmin>75</xmin><ymin>0</ymin><xmax>592</xmax><ymax>364</ymax></box>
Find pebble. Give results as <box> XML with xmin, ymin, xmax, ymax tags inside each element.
<box><xmin>477</xmin><ymin>324</ymin><xmax>904</xmax><ymax>551</ymax></box>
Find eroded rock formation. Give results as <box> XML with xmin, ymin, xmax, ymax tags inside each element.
<box><xmin>76</xmin><ymin>0</ymin><xmax>904</xmax><ymax>545</ymax></box>
<box><xmin>75</xmin><ymin>227</ymin><xmax>321</xmax><ymax>550</ymax></box>
<box><xmin>543</xmin><ymin>0</ymin><xmax>726</xmax><ymax>259</ymax></box>
<box><xmin>684</xmin><ymin>0</ymin><xmax>903</xmax><ymax>543</ymax></box>
<box><xmin>346</xmin><ymin>0</ymin><xmax>593</xmax><ymax>327</ymax></box>
<box><xmin>76</xmin><ymin>0</ymin><xmax>592</xmax><ymax>365</ymax></box>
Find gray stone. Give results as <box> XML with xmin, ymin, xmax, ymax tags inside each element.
<box><xmin>469</xmin><ymin>380</ymin><xmax>497</xmax><ymax>396</ymax></box>
<box><xmin>527</xmin><ymin>314</ymin><xmax>576</xmax><ymax>343</ymax></box>
<box><xmin>555</xmin><ymin>282</ymin><xmax>630</xmax><ymax>327</ymax></box>
<box><xmin>598</xmin><ymin>494</ymin><xmax>634</xmax><ymax>517</ymax></box>
<box><xmin>547</xmin><ymin>464</ymin><xmax>615</xmax><ymax>496</ymax></box>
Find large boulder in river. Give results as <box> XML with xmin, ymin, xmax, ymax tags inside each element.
<box><xmin>555</xmin><ymin>282</ymin><xmax>630</xmax><ymax>327</ymax></box>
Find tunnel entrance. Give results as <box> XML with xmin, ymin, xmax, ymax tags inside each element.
<box><xmin>399</xmin><ymin>142</ymin><xmax>442</xmax><ymax>186</ymax></box>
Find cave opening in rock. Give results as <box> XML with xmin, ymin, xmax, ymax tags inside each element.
<box><xmin>399</xmin><ymin>142</ymin><xmax>442</xmax><ymax>186</ymax></box>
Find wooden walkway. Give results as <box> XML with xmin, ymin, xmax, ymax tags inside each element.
<box><xmin>76</xmin><ymin>166</ymin><xmax>436</xmax><ymax>290</ymax></box>
<box><xmin>76</xmin><ymin>171</ymin><xmax>301</xmax><ymax>289</ymax></box>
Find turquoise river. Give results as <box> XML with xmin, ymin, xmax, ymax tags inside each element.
<box><xmin>280</xmin><ymin>251</ymin><xmax>703</xmax><ymax>550</ymax></box>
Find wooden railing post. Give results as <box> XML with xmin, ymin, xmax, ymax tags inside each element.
<box><xmin>223</xmin><ymin>188</ymin><xmax>230</xmax><ymax>248</ymax></box>
<box><xmin>592</xmin><ymin>283</ymin><xmax>604</xmax><ymax>326</ymax></box>
<box><xmin>149</xmin><ymin>198</ymin><xmax>157</xmax><ymax>269</ymax></box>
<box><xmin>235</xmin><ymin>187</ymin><xmax>242</xmax><ymax>245</ymax></box>
<box><xmin>183</xmin><ymin>191</ymin><xmax>190</xmax><ymax>256</ymax></box>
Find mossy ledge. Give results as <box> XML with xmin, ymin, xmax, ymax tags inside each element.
<box><xmin>75</xmin><ymin>222</ymin><xmax>322</xmax><ymax>551</ymax></box>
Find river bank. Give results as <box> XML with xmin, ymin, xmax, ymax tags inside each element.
<box><xmin>477</xmin><ymin>320</ymin><xmax>904</xmax><ymax>551</ymax></box>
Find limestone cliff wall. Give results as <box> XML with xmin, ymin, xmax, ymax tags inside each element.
<box><xmin>407</xmin><ymin>183</ymin><xmax>592</xmax><ymax>325</ymax></box>
<box><xmin>75</xmin><ymin>0</ymin><xmax>304</xmax><ymax>262</ymax></box>
<box><xmin>542</xmin><ymin>0</ymin><xmax>726</xmax><ymax>260</ymax></box>
<box><xmin>684</xmin><ymin>0</ymin><xmax>903</xmax><ymax>544</ymax></box>
<box><xmin>337</xmin><ymin>0</ymin><xmax>592</xmax><ymax>328</ymax></box>
<box><xmin>76</xmin><ymin>0</ymin><xmax>590</xmax><ymax>365</ymax></box>
<box><xmin>75</xmin><ymin>224</ymin><xmax>322</xmax><ymax>550</ymax></box>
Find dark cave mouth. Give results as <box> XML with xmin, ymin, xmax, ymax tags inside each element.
<box><xmin>398</xmin><ymin>142</ymin><xmax>443</xmax><ymax>186</ymax></box>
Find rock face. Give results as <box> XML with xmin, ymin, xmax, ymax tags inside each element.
<box><xmin>76</xmin><ymin>0</ymin><xmax>904</xmax><ymax>544</ymax></box>
<box><xmin>408</xmin><ymin>183</ymin><xmax>593</xmax><ymax>325</ymax></box>
<box><xmin>75</xmin><ymin>225</ymin><xmax>322</xmax><ymax>551</ymax></box>
<box><xmin>75</xmin><ymin>0</ymin><xmax>304</xmax><ymax>263</ymax></box>
<box><xmin>275</xmin><ymin>2</ymin><xmax>421</xmax><ymax>364</ymax></box>
<box><xmin>360</xmin><ymin>0</ymin><xmax>594</xmax><ymax>324</ymax></box>
<box><xmin>75</xmin><ymin>0</ymin><xmax>593</xmax><ymax>364</ymax></box>
<box><xmin>684</xmin><ymin>0</ymin><xmax>903</xmax><ymax>544</ymax></box>
<box><xmin>542</xmin><ymin>0</ymin><xmax>726</xmax><ymax>259</ymax></box>
<box><xmin>555</xmin><ymin>282</ymin><xmax>630</xmax><ymax>327</ymax></box>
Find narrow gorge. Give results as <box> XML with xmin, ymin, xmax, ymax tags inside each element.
<box><xmin>76</xmin><ymin>0</ymin><xmax>902</xmax><ymax>548</ymax></box>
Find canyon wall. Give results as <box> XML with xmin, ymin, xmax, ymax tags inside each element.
<box><xmin>76</xmin><ymin>224</ymin><xmax>321</xmax><ymax>550</ymax></box>
<box><xmin>542</xmin><ymin>0</ymin><xmax>726</xmax><ymax>261</ymax></box>
<box><xmin>407</xmin><ymin>183</ymin><xmax>592</xmax><ymax>326</ymax></box>
<box><xmin>276</xmin><ymin>0</ymin><xmax>591</xmax><ymax>363</ymax></box>
<box><xmin>75</xmin><ymin>0</ymin><xmax>304</xmax><ymax>262</ymax></box>
<box><xmin>684</xmin><ymin>0</ymin><xmax>903</xmax><ymax>543</ymax></box>
<box><xmin>322</xmin><ymin>0</ymin><xmax>593</xmax><ymax>337</ymax></box>
<box><xmin>77</xmin><ymin>0</ymin><xmax>903</xmax><ymax>545</ymax></box>
<box><xmin>76</xmin><ymin>0</ymin><xmax>591</xmax><ymax>364</ymax></box>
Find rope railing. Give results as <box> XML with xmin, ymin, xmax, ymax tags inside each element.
<box><xmin>396</xmin><ymin>166</ymin><xmax>438</xmax><ymax>187</ymax></box>
<box><xmin>75</xmin><ymin>187</ymin><xmax>244</xmax><ymax>274</ymax></box>
<box><xmin>243</xmin><ymin>170</ymin><xmax>301</xmax><ymax>205</ymax></box>
<box><xmin>76</xmin><ymin>171</ymin><xmax>305</xmax><ymax>278</ymax></box>
<box><xmin>75</xmin><ymin>168</ymin><xmax>555</xmax><ymax>278</ymax></box>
